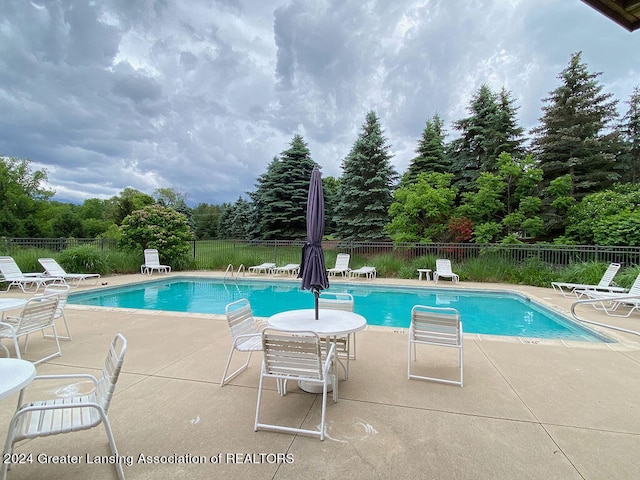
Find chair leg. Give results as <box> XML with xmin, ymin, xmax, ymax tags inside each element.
<box><xmin>221</xmin><ymin>348</ymin><xmax>252</xmax><ymax>386</ymax></box>
<box><xmin>99</xmin><ymin>412</ymin><xmax>125</xmax><ymax>480</ymax></box>
<box><xmin>43</xmin><ymin>313</ymin><xmax>72</xmax><ymax>341</ymax></box>
<box><xmin>254</xmin><ymin>371</ymin><xmax>266</xmax><ymax>431</ymax></box>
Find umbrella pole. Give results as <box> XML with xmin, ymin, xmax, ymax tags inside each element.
<box><xmin>314</xmin><ymin>288</ymin><xmax>319</xmax><ymax>320</ymax></box>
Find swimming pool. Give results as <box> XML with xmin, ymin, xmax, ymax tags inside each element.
<box><xmin>68</xmin><ymin>277</ymin><xmax>611</xmax><ymax>343</ymax></box>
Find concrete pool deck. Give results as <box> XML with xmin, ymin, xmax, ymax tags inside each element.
<box><xmin>1</xmin><ymin>271</ymin><xmax>639</xmax><ymax>479</ymax></box>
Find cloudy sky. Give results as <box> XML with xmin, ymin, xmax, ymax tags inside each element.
<box><xmin>1</xmin><ymin>0</ymin><xmax>639</xmax><ymax>206</ymax></box>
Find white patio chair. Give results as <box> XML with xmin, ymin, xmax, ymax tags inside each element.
<box><xmin>272</xmin><ymin>264</ymin><xmax>300</xmax><ymax>276</ymax></box>
<box><xmin>1</xmin><ymin>334</ymin><xmax>127</xmax><ymax>480</ymax></box>
<box><xmin>551</xmin><ymin>262</ymin><xmax>625</xmax><ymax>297</ymax></box>
<box><xmin>220</xmin><ymin>299</ymin><xmax>265</xmax><ymax>386</ymax></box>
<box><xmin>577</xmin><ymin>273</ymin><xmax>640</xmax><ymax>317</ymax></box>
<box><xmin>140</xmin><ymin>249</ymin><xmax>171</xmax><ymax>275</ymax></box>
<box><xmin>433</xmin><ymin>259</ymin><xmax>459</xmax><ymax>283</ymax></box>
<box><xmin>38</xmin><ymin>257</ymin><xmax>101</xmax><ymax>287</ymax></box>
<box><xmin>254</xmin><ymin>328</ymin><xmax>337</xmax><ymax>441</ymax></box>
<box><xmin>349</xmin><ymin>266</ymin><xmax>377</xmax><ymax>279</ymax></box>
<box><xmin>318</xmin><ymin>292</ymin><xmax>356</xmax><ymax>379</ymax></box>
<box><xmin>408</xmin><ymin>305</ymin><xmax>463</xmax><ymax>387</ymax></box>
<box><xmin>0</xmin><ymin>256</ymin><xmax>65</xmax><ymax>292</ymax></box>
<box><xmin>248</xmin><ymin>262</ymin><xmax>276</xmax><ymax>274</ymax></box>
<box><xmin>41</xmin><ymin>283</ymin><xmax>72</xmax><ymax>341</ymax></box>
<box><xmin>327</xmin><ymin>253</ymin><xmax>351</xmax><ymax>277</ymax></box>
<box><xmin>0</xmin><ymin>295</ymin><xmax>61</xmax><ymax>365</ymax></box>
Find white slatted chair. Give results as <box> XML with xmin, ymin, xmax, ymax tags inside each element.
<box><xmin>433</xmin><ymin>259</ymin><xmax>459</xmax><ymax>283</ymax></box>
<box><xmin>0</xmin><ymin>295</ymin><xmax>61</xmax><ymax>365</ymax></box>
<box><xmin>1</xmin><ymin>334</ymin><xmax>127</xmax><ymax>480</ymax></box>
<box><xmin>318</xmin><ymin>292</ymin><xmax>355</xmax><ymax>379</ymax></box>
<box><xmin>408</xmin><ymin>305</ymin><xmax>463</xmax><ymax>387</ymax></box>
<box><xmin>254</xmin><ymin>328</ymin><xmax>336</xmax><ymax>441</ymax></box>
<box><xmin>551</xmin><ymin>262</ymin><xmax>625</xmax><ymax>297</ymax></box>
<box><xmin>38</xmin><ymin>257</ymin><xmax>101</xmax><ymax>287</ymax></box>
<box><xmin>41</xmin><ymin>283</ymin><xmax>72</xmax><ymax>341</ymax></box>
<box><xmin>220</xmin><ymin>299</ymin><xmax>265</xmax><ymax>386</ymax></box>
<box><xmin>327</xmin><ymin>253</ymin><xmax>351</xmax><ymax>277</ymax></box>
<box><xmin>140</xmin><ymin>249</ymin><xmax>171</xmax><ymax>275</ymax></box>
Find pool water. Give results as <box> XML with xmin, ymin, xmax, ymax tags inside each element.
<box><xmin>69</xmin><ymin>277</ymin><xmax>610</xmax><ymax>343</ymax></box>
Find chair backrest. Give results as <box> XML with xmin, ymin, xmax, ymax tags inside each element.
<box><xmin>261</xmin><ymin>328</ymin><xmax>324</xmax><ymax>380</ymax></box>
<box><xmin>38</xmin><ymin>258</ymin><xmax>66</xmax><ymax>276</ymax></box>
<box><xmin>43</xmin><ymin>284</ymin><xmax>70</xmax><ymax>318</ymax></box>
<box><xmin>225</xmin><ymin>299</ymin><xmax>260</xmax><ymax>339</ymax></box>
<box><xmin>436</xmin><ymin>259</ymin><xmax>453</xmax><ymax>274</ymax></box>
<box><xmin>14</xmin><ymin>295</ymin><xmax>60</xmax><ymax>335</ymax></box>
<box><xmin>0</xmin><ymin>256</ymin><xmax>25</xmax><ymax>280</ymax></box>
<box><xmin>95</xmin><ymin>333</ymin><xmax>127</xmax><ymax>413</ymax></box>
<box><xmin>628</xmin><ymin>273</ymin><xmax>640</xmax><ymax>296</ymax></box>
<box><xmin>598</xmin><ymin>263</ymin><xmax>621</xmax><ymax>288</ymax></box>
<box><xmin>410</xmin><ymin>305</ymin><xmax>462</xmax><ymax>347</ymax></box>
<box><xmin>333</xmin><ymin>254</ymin><xmax>350</xmax><ymax>270</ymax></box>
<box><xmin>318</xmin><ymin>292</ymin><xmax>354</xmax><ymax>312</ymax></box>
<box><xmin>144</xmin><ymin>249</ymin><xmax>161</xmax><ymax>266</ymax></box>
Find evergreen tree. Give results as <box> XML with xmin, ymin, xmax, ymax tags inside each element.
<box><xmin>531</xmin><ymin>51</ymin><xmax>619</xmax><ymax>218</ymax></box>
<box><xmin>251</xmin><ymin>135</ymin><xmax>317</xmax><ymax>239</ymax></box>
<box><xmin>335</xmin><ymin>111</ymin><xmax>398</xmax><ymax>240</ymax></box>
<box><xmin>620</xmin><ymin>86</ymin><xmax>640</xmax><ymax>184</ymax></box>
<box><xmin>403</xmin><ymin>114</ymin><xmax>450</xmax><ymax>185</ymax></box>
<box><xmin>447</xmin><ymin>84</ymin><xmax>524</xmax><ymax>194</ymax></box>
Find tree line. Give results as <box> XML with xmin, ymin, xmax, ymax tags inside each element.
<box><xmin>1</xmin><ymin>52</ymin><xmax>639</xmax><ymax>247</ymax></box>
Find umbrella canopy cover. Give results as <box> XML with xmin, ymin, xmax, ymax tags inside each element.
<box><xmin>298</xmin><ymin>167</ymin><xmax>329</xmax><ymax>296</ymax></box>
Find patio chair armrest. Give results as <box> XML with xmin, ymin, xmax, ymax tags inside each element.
<box><xmin>31</xmin><ymin>373</ymin><xmax>99</xmax><ymax>386</ymax></box>
<box><xmin>0</xmin><ymin>321</ymin><xmax>17</xmax><ymax>335</ymax></box>
<box><xmin>323</xmin><ymin>343</ymin><xmax>336</xmax><ymax>374</ymax></box>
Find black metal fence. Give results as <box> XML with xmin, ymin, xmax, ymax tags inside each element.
<box><xmin>2</xmin><ymin>237</ymin><xmax>640</xmax><ymax>268</ymax></box>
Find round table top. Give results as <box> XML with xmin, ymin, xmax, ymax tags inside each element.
<box><xmin>268</xmin><ymin>308</ymin><xmax>367</xmax><ymax>336</ymax></box>
<box><xmin>0</xmin><ymin>298</ymin><xmax>28</xmax><ymax>312</ymax></box>
<box><xmin>0</xmin><ymin>358</ymin><xmax>36</xmax><ymax>400</ymax></box>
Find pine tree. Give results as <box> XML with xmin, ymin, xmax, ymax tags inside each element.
<box><xmin>403</xmin><ymin>113</ymin><xmax>450</xmax><ymax>185</ymax></box>
<box><xmin>620</xmin><ymin>85</ymin><xmax>640</xmax><ymax>184</ymax></box>
<box><xmin>334</xmin><ymin>111</ymin><xmax>398</xmax><ymax>240</ymax></box>
<box><xmin>531</xmin><ymin>52</ymin><xmax>619</xmax><ymax>204</ymax></box>
<box><xmin>251</xmin><ymin>135</ymin><xmax>317</xmax><ymax>239</ymax></box>
<box><xmin>448</xmin><ymin>84</ymin><xmax>524</xmax><ymax>194</ymax></box>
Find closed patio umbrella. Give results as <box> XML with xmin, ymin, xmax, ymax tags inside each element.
<box><xmin>298</xmin><ymin>166</ymin><xmax>329</xmax><ymax>319</ymax></box>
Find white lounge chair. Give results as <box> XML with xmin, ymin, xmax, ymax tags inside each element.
<box><xmin>318</xmin><ymin>292</ymin><xmax>356</xmax><ymax>379</ymax></box>
<box><xmin>254</xmin><ymin>328</ymin><xmax>337</xmax><ymax>441</ymax></box>
<box><xmin>578</xmin><ymin>273</ymin><xmax>640</xmax><ymax>317</ymax></box>
<box><xmin>349</xmin><ymin>266</ymin><xmax>377</xmax><ymax>279</ymax></box>
<box><xmin>0</xmin><ymin>294</ymin><xmax>61</xmax><ymax>365</ymax></box>
<box><xmin>0</xmin><ymin>256</ymin><xmax>65</xmax><ymax>292</ymax></box>
<box><xmin>408</xmin><ymin>305</ymin><xmax>463</xmax><ymax>387</ymax></box>
<box><xmin>38</xmin><ymin>257</ymin><xmax>101</xmax><ymax>287</ymax></box>
<box><xmin>248</xmin><ymin>262</ymin><xmax>276</xmax><ymax>274</ymax></box>
<box><xmin>272</xmin><ymin>264</ymin><xmax>300</xmax><ymax>276</ymax></box>
<box><xmin>1</xmin><ymin>334</ymin><xmax>127</xmax><ymax>480</ymax></box>
<box><xmin>221</xmin><ymin>299</ymin><xmax>265</xmax><ymax>386</ymax></box>
<box><xmin>551</xmin><ymin>263</ymin><xmax>625</xmax><ymax>297</ymax></box>
<box><xmin>433</xmin><ymin>259</ymin><xmax>459</xmax><ymax>283</ymax></box>
<box><xmin>327</xmin><ymin>253</ymin><xmax>351</xmax><ymax>277</ymax></box>
<box><xmin>141</xmin><ymin>249</ymin><xmax>171</xmax><ymax>274</ymax></box>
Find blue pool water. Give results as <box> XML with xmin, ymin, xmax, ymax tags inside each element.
<box><xmin>68</xmin><ymin>277</ymin><xmax>610</xmax><ymax>343</ymax></box>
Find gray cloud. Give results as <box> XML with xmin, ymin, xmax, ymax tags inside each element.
<box><xmin>0</xmin><ymin>0</ymin><xmax>638</xmax><ymax>205</ymax></box>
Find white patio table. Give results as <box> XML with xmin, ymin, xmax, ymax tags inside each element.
<box><xmin>0</xmin><ymin>358</ymin><xmax>36</xmax><ymax>401</ymax></box>
<box><xmin>267</xmin><ymin>308</ymin><xmax>367</xmax><ymax>393</ymax></box>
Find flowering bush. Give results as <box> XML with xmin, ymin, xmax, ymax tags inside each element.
<box><xmin>119</xmin><ymin>204</ymin><xmax>193</xmax><ymax>269</ymax></box>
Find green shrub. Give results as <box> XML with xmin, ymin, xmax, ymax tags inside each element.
<box><xmin>58</xmin><ymin>246</ymin><xmax>108</xmax><ymax>275</ymax></box>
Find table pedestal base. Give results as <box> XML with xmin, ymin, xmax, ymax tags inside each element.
<box><xmin>299</xmin><ymin>378</ymin><xmax>334</xmax><ymax>393</ymax></box>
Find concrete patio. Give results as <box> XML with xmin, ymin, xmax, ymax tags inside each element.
<box><xmin>1</xmin><ymin>273</ymin><xmax>639</xmax><ymax>479</ymax></box>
